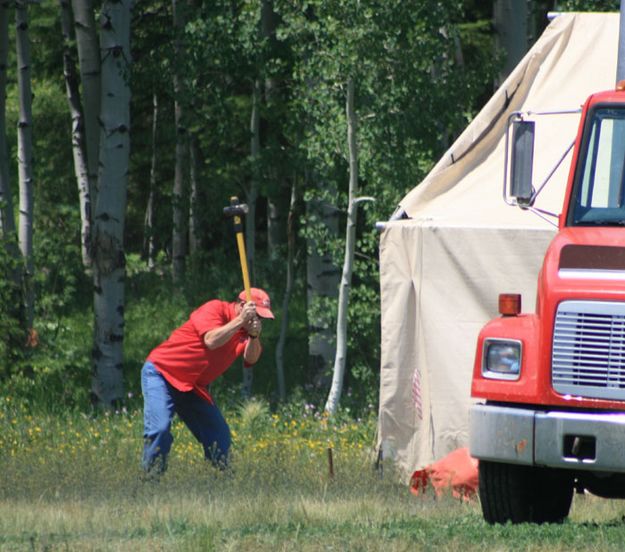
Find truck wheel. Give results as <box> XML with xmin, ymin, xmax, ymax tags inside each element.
<box><xmin>531</xmin><ymin>467</ymin><xmax>574</xmax><ymax>523</ymax></box>
<box><xmin>478</xmin><ymin>460</ymin><xmax>573</xmax><ymax>524</ymax></box>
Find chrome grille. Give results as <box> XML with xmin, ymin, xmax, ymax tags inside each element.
<box><xmin>552</xmin><ymin>301</ymin><xmax>625</xmax><ymax>401</ymax></box>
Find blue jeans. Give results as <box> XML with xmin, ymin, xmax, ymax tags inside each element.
<box><xmin>141</xmin><ymin>361</ymin><xmax>231</xmax><ymax>472</ymax></box>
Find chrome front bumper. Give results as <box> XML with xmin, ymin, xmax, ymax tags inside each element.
<box><xmin>470</xmin><ymin>403</ymin><xmax>625</xmax><ymax>472</ymax></box>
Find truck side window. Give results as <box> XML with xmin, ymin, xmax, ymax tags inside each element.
<box><xmin>573</xmin><ymin>107</ymin><xmax>625</xmax><ymax>225</ymax></box>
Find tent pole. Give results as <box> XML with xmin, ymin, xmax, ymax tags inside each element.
<box><xmin>617</xmin><ymin>0</ymin><xmax>625</xmax><ymax>82</ymax></box>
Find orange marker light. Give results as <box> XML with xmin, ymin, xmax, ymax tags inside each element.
<box><xmin>499</xmin><ymin>293</ymin><xmax>521</xmax><ymax>316</ymax></box>
<box><xmin>617</xmin><ymin>80</ymin><xmax>625</xmax><ymax>91</ymax></box>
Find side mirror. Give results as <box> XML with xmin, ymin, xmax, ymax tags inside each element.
<box><xmin>510</xmin><ymin>120</ymin><xmax>535</xmax><ymax>205</ymax></box>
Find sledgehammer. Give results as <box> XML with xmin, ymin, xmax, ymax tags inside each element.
<box><xmin>223</xmin><ymin>196</ymin><xmax>252</xmax><ymax>302</ymax></box>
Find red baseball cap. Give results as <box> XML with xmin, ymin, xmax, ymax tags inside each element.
<box><xmin>238</xmin><ymin>287</ymin><xmax>274</xmax><ymax>319</ymax></box>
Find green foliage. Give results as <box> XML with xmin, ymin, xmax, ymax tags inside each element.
<box><xmin>276</xmin><ymin>0</ymin><xmax>499</xmax><ymax>401</ymax></box>
<box><xmin>0</xmin><ymin>76</ymin><xmax>93</xmax><ymax>407</ymax></box>
<box><xmin>2</xmin><ymin>0</ymin><xmax>503</xmax><ymax>412</ymax></box>
<box><xmin>7</xmin><ymin>311</ymin><xmax>93</xmax><ymax>412</ymax></box>
<box><xmin>0</xmin><ymin>241</ymin><xmax>24</xmax><ymax>377</ymax></box>
<box><xmin>556</xmin><ymin>0</ymin><xmax>619</xmax><ymax>10</ymax></box>
<box><xmin>34</xmin><ymin>204</ymin><xmax>85</xmax><ymax>318</ymax></box>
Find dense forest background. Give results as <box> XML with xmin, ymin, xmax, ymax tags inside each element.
<box><xmin>0</xmin><ymin>0</ymin><xmax>618</xmax><ymax>414</ymax></box>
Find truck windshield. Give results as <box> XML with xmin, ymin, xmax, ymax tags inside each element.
<box><xmin>571</xmin><ymin>107</ymin><xmax>625</xmax><ymax>226</ymax></box>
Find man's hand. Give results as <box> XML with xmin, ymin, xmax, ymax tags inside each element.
<box><xmin>246</xmin><ymin>316</ymin><xmax>262</xmax><ymax>338</ymax></box>
<box><xmin>240</xmin><ymin>301</ymin><xmax>257</xmax><ymax>323</ymax></box>
<box><xmin>243</xmin><ymin>313</ymin><xmax>262</xmax><ymax>365</ymax></box>
<box><xmin>240</xmin><ymin>301</ymin><xmax>262</xmax><ymax>337</ymax></box>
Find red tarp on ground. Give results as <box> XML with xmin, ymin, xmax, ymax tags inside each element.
<box><xmin>410</xmin><ymin>447</ymin><xmax>478</xmax><ymax>501</ymax></box>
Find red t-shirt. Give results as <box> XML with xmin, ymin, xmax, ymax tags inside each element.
<box><xmin>147</xmin><ymin>300</ymin><xmax>255</xmax><ymax>403</ymax></box>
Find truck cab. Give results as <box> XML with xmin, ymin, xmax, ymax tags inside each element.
<box><xmin>470</xmin><ymin>84</ymin><xmax>625</xmax><ymax>524</ymax></box>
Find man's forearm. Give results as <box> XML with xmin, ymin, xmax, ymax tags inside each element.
<box><xmin>204</xmin><ymin>318</ymin><xmax>243</xmax><ymax>349</ymax></box>
<box><xmin>244</xmin><ymin>335</ymin><xmax>262</xmax><ymax>364</ymax></box>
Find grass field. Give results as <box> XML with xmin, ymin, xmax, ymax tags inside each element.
<box><xmin>3</xmin><ymin>398</ymin><xmax>625</xmax><ymax>551</ymax></box>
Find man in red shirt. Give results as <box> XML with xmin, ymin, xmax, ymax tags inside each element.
<box><xmin>141</xmin><ymin>287</ymin><xmax>274</xmax><ymax>473</ymax></box>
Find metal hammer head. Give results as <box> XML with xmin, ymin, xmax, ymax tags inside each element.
<box><xmin>223</xmin><ymin>200</ymin><xmax>249</xmax><ymax>218</ymax></box>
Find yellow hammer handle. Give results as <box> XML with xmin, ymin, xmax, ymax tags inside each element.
<box><xmin>234</xmin><ymin>215</ymin><xmax>252</xmax><ymax>302</ymax></box>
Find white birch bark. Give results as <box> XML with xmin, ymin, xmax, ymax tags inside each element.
<box><xmin>0</xmin><ymin>0</ymin><xmax>16</xmax><ymax>240</ymax></box>
<box><xmin>71</xmin><ymin>0</ymin><xmax>100</xmax><ymax>205</ymax></box>
<box><xmin>60</xmin><ymin>0</ymin><xmax>92</xmax><ymax>269</ymax></box>
<box><xmin>325</xmin><ymin>78</ymin><xmax>358</xmax><ymax>415</ymax></box>
<box><xmin>16</xmin><ymin>0</ymin><xmax>35</xmax><ymax>331</ymax></box>
<box><xmin>92</xmin><ymin>0</ymin><xmax>131</xmax><ymax>407</ymax></box>
<box><xmin>144</xmin><ymin>92</ymin><xmax>157</xmax><ymax>270</ymax></box>
<box><xmin>171</xmin><ymin>0</ymin><xmax>187</xmax><ymax>284</ymax></box>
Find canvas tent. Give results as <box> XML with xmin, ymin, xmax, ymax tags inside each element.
<box><xmin>377</xmin><ymin>12</ymin><xmax>620</xmax><ymax>479</ymax></box>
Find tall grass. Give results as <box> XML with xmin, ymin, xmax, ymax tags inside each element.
<box><xmin>3</xmin><ymin>398</ymin><xmax>625</xmax><ymax>551</ymax></box>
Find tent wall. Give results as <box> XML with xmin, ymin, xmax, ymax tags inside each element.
<box><xmin>378</xmin><ymin>13</ymin><xmax>619</xmax><ymax>478</ymax></box>
<box><xmin>379</xmin><ymin>224</ymin><xmax>553</xmax><ymax>474</ymax></box>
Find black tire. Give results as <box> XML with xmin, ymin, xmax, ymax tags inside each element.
<box><xmin>532</xmin><ymin>467</ymin><xmax>574</xmax><ymax>523</ymax></box>
<box><xmin>479</xmin><ymin>460</ymin><xmax>573</xmax><ymax>524</ymax></box>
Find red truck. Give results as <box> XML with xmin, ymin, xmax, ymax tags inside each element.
<box><xmin>470</xmin><ymin>82</ymin><xmax>625</xmax><ymax>524</ymax></box>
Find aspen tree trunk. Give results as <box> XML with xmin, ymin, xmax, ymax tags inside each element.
<box><xmin>144</xmin><ymin>92</ymin><xmax>158</xmax><ymax>270</ymax></box>
<box><xmin>306</xmin><ymin>185</ymin><xmax>340</xmax><ymax>389</ymax></box>
<box><xmin>325</xmin><ymin>78</ymin><xmax>358</xmax><ymax>415</ymax></box>
<box><xmin>188</xmin><ymin>133</ymin><xmax>200</xmax><ymax>254</ymax></box>
<box><xmin>274</xmin><ymin>178</ymin><xmax>297</xmax><ymax>402</ymax></box>
<box><xmin>261</xmin><ymin>0</ymin><xmax>287</xmax><ymax>259</ymax></box>
<box><xmin>60</xmin><ymin>0</ymin><xmax>92</xmax><ymax>270</ymax></box>
<box><xmin>242</xmin><ymin>78</ymin><xmax>261</xmax><ymax>399</ymax></box>
<box><xmin>71</xmin><ymin>0</ymin><xmax>100</xmax><ymax>205</ymax></box>
<box><xmin>171</xmin><ymin>0</ymin><xmax>187</xmax><ymax>284</ymax></box>
<box><xmin>246</xmin><ymin>79</ymin><xmax>260</xmax><ymax>282</ymax></box>
<box><xmin>91</xmin><ymin>0</ymin><xmax>131</xmax><ymax>408</ymax></box>
<box><xmin>171</xmin><ymin>106</ymin><xmax>187</xmax><ymax>283</ymax></box>
<box><xmin>0</xmin><ymin>1</ymin><xmax>24</xmax><ymax>355</ymax></box>
<box><xmin>16</xmin><ymin>0</ymin><xmax>35</xmax><ymax>332</ymax></box>
<box><xmin>268</xmin><ymin>194</ymin><xmax>288</xmax><ymax>258</ymax></box>
<box><xmin>0</xmin><ymin>0</ymin><xmax>16</xmax><ymax>240</ymax></box>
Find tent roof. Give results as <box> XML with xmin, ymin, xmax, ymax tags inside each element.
<box><xmin>398</xmin><ymin>13</ymin><xmax>619</xmax><ymax>229</ymax></box>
